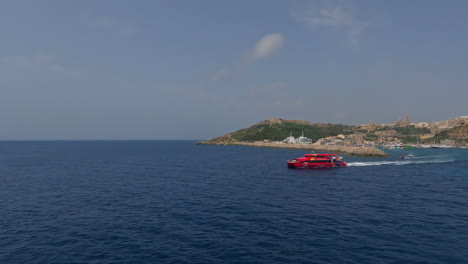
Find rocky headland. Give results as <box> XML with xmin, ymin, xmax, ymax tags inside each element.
<box><xmin>198</xmin><ymin>119</ymin><xmax>389</xmax><ymax>157</ymax></box>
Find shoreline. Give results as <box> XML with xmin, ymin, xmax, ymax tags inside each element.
<box><xmin>198</xmin><ymin>141</ymin><xmax>390</xmax><ymax>157</ymax></box>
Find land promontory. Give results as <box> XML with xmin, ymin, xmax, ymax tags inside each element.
<box><xmin>198</xmin><ymin>119</ymin><xmax>389</xmax><ymax>157</ymax></box>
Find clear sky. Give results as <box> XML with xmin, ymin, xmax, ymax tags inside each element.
<box><xmin>1</xmin><ymin>0</ymin><xmax>467</xmax><ymax>139</ymax></box>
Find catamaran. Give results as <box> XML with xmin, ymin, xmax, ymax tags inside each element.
<box><xmin>287</xmin><ymin>154</ymin><xmax>347</xmax><ymax>169</ymax></box>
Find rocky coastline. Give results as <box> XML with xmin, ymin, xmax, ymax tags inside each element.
<box><xmin>198</xmin><ymin>140</ymin><xmax>389</xmax><ymax>157</ymax></box>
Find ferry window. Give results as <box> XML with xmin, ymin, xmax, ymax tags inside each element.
<box><xmin>306</xmin><ymin>160</ymin><xmax>331</xmax><ymax>163</ymax></box>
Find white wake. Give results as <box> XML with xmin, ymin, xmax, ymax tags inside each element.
<box><xmin>347</xmin><ymin>157</ymin><xmax>455</xmax><ymax>167</ymax></box>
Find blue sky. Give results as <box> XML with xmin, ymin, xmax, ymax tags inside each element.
<box><xmin>1</xmin><ymin>0</ymin><xmax>467</xmax><ymax>139</ymax></box>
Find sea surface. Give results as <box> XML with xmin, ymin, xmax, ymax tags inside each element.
<box><xmin>1</xmin><ymin>141</ymin><xmax>467</xmax><ymax>264</ymax></box>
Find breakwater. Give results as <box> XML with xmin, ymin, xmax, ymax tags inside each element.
<box><xmin>198</xmin><ymin>141</ymin><xmax>389</xmax><ymax>157</ymax></box>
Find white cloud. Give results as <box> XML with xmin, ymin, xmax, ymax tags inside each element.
<box><xmin>292</xmin><ymin>3</ymin><xmax>366</xmax><ymax>45</ymax></box>
<box><xmin>210</xmin><ymin>33</ymin><xmax>285</xmax><ymax>82</ymax></box>
<box><xmin>1</xmin><ymin>54</ymin><xmax>69</xmax><ymax>74</ymax></box>
<box><xmin>252</xmin><ymin>33</ymin><xmax>284</xmax><ymax>58</ymax></box>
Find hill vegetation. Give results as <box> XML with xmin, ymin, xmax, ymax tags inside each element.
<box><xmin>394</xmin><ymin>126</ymin><xmax>431</xmax><ymax>135</ymax></box>
<box><xmin>200</xmin><ymin>118</ymin><xmax>467</xmax><ymax>146</ymax></box>
<box><xmin>426</xmin><ymin>124</ymin><xmax>468</xmax><ymax>144</ymax></box>
<box><xmin>203</xmin><ymin>119</ymin><xmax>353</xmax><ymax>143</ymax></box>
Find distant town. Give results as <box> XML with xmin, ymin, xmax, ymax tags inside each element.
<box><xmin>199</xmin><ymin>115</ymin><xmax>468</xmax><ymax>156</ymax></box>
<box><xmin>271</xmin><ymin>116</ymin><xmax>468</xmax><ymax>149</ymax></box>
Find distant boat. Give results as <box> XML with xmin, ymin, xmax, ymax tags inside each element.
<box><xmin>383</xmin><ymin>143</ymin><xmax>413</xmax><ymax>149</ymax></box>
<box><xmin>430</xmin><ymin>144</ymin><xmax>453</xmax><ymax>148</ymax></box>
<box><xmin>418</xmin><ymin>144</ymin><xmax>431</xmax><ymax>148</ymax></box>
<box><xmin>400</xmin><ymin>153</ymin><xmax>415</xmax><ymax>159</ymax></box>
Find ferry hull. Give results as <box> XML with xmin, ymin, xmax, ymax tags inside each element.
<box><xmin>287</xmin><ymin>161</ymin><xmax>347</xmax><ymax>169</ymax></box>
<box><xmin>287</xmin><ymin>153</ymin><xmax>348</xmax><ymax>169</ymax></box>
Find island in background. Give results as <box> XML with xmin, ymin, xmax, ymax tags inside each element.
<box><xmin>198</xmin><ymin>116</ymin><xmax>468</xmax><ymax>157</ymax></box>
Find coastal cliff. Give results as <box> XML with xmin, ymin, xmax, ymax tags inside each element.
<box><xmin>198</xmin><ymin>119</ymin><xmax>389</xmax><ymax>157</ymax></box>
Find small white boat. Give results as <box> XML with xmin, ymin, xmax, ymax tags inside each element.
<box><xmin>400</xmin><ymin>153</ymin><xmax>415</xmax><ymax>159</ymax></box>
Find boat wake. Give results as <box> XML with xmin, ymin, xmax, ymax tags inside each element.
<box><xmin>410</xmin><ymin>155</ymin><xmax>448</xmax><ymax>159</ymax></box>
<box><xmin>347</xmin><ymin>156</ymin><xmax>455</xmax><ymax>167</ymax></box>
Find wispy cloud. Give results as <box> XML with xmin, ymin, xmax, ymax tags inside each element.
<box><xmin>209</xmin><ymin>33</ymin><xmax>284</xmax><ymax>82</ymax></box>
<box><xmin>1</xmin><ymin>54</ymin><xmax>69</xmax><ymax>74</ymax></box>
<box><xmin>82</xmin><ymin>13</ymin><xmax>135</xmax><ymax>38</ymax></box>
<box><xmin>251</xmin><ymin>33</ymin><xmax>285</xmax><ymax>59</ymax></box>
<box><xmin>292</xmin><ymin>2</ymin><xmax>367</xmax><ymax>46</ymax></box>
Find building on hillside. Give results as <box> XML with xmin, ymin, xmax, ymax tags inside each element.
<box><xmin>395</xmin><ymin>115</ymin><xmax>410</xmax><ymax>127</ymax></box>
<box><xmin>375</xmin><ymin>130</ymin><xmax>397</xmax><ymax>137</ymax></box>
<box><xmin>283</xmin><ymin>132</ymin><xmax>295</xmax><ymax>144</ymax></box>
<box><xmin>345</xmin><ymin>133</ymin><xmax>365</xmax><ymax>142</ymax></box>
<box><xmin>420</xmin><ymin>133</ymin><xmax>435</xmax><ymax>140</ymax></box>
<box><xmin>359</xmin><ymin>122</ymin><xmax>377</xmax><ymax>132</ymax></box>
<box><xmin>413</xmin><ymin>122</ymin><xmax>430</xmax><ymax>128</ymax></box>
<box><xmin>441</xmin><ymin>139</ymin><xmax>456</xmax><ymax>146</ymax></box>
<box><xmin>315</xmin><ymin>133</ymin><xmax>366</xmax><ymax>146</ymax></box>
<box><xmin>438</xmin><ymin>119</ymin><xmax>461</xmax><ymax>129</ymax></box>
<box><xmin>456</xmin><ymin>116</ymin><xmax>468</xmax><ymax>124</ymax></box>
<box><xmin>430</xmin><ymin>116</ymin><xmax>467</xmax><ymax>131</ymax></box>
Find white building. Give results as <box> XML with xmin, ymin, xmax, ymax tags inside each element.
<box><xmin>283</xmin><ymin>131</ymin><xmax>312</xmax><ymax>144</ymax></box>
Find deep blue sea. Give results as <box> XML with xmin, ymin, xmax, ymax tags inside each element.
<box><xmin>1</xmin><ymin>141</ymin><xmax>467</xmax><ymax>264</ymax></box>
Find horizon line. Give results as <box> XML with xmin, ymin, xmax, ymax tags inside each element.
<box><xmin>0</xmin><ymin>139</ymin><xmax>205</xmax><ymax>141</ymax></box>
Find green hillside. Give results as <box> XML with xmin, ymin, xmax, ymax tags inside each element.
<box><xmin>425</xmin><ymin>124</ymin><xmax>468</xmax><ymax>144</ymax></box>
<box><xmin>203</xmin><ymin>119</ymin><xmax>354</xmax><ymax>143</ymax></box>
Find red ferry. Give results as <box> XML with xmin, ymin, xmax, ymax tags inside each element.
<box><xmin>287</xmin><ymin>154</ymin><xmax>347</xmax><ymax>169</ymax></box>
